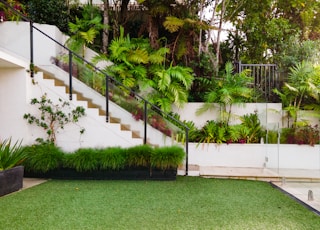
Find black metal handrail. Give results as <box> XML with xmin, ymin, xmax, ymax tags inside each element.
<box><xmin>0</xmin><ymin>0</ymin><xmax>190</xmax><ymax>175</ymax></box>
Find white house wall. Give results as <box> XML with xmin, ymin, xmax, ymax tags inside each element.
<box><xmin>0</xmin><ymin>67</ymin><xmax>29</xmax><ymax>143</ymax></box>
<box><xmin>0</xmin><ymin>22</ymin><xmax>71</xmax><ymax>66</ymax></box>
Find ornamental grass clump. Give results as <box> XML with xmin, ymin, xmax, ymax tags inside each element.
<box><xmin>23</xmin><ymin>142</ymin><xmax>64</xmax><ymax>173</ymax></box>
<box><xmin>125</xmin><ymin>145</ymin><xmax>154</xmax><ymax>168</ymax></box>
<box><xmin>97</xmin><ymin>147</ymin><xmax>126</xmax><ymax>170</ymax></box>
<box><xmin>151</xmin><ymin>145</ymin><xmax>185</xmax><ymax>170</ymax></box>
<box><xmin>67</xmin><ymin>148</ymin><xmax>100</xmax><ymax>172</ymax></box>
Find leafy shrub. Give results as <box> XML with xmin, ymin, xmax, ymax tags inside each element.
<box><xmin>198</xmin><ymin>120</ymin><xmax>227</xmax><ymax>144</ymax></box>
<box><xmin>151</xmin><ymin>146</ymin><xmax>185</xmax><ymax>169</ymax></box>
<box><xmin>23</xmin><ymin>143</ymin><xmax>64</xmax><ymax>173</ymax></box>
<box><xmin>240</xmin><ymin>112</ymin><xmax>264</xmax><ymax>143</ymax></box>
<box><xmin>267</xmin><ymin>130</ymin><xmax>278</xmax><ymax>144</ymax></box>
<box><xmin>174</xmin><ymin>120</ymin><xmax>201</xmax><ymax>143</ymax></box>
<box><xmin>280</xmin><ymin>128</ymin><xmax>294</xmax><ymax>144</ymax></box>
<box><xmin>293</xmin><ymin>125</ymin><xmax>319</xmax><ymax>146</ymax></box>
<box><xmin>227</xmin><ymin>124</ymin><xmax>249</xmax><ymax>144</ymax></box>
<box><xmin>279</xmin><ymin>126</ymin><xmax>319</xmax><ymax>146</ymax></box>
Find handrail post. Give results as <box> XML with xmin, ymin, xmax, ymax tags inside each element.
<box><xmin>30</xmin><ymin>21</ymin><xmax>34</xmax><ymax>78</ymax></box>
<box><xmin>185</xmin><ymin>127</ymin><xmax>189</xmax><ymax>176</ymax></box>
<box><xmin>68</xmin><ymin>51</ymin><xmax>73</xmax><ymax>100</ymax></box>
<box><xmin>144</xmin><ymin>101</ymin><xmax>147</xmax><ymax>144</ymax></box>
<box><xmin>105</xmin><ymin>75</ymin><xmax>109</xmax><ymax>122</ymax></box>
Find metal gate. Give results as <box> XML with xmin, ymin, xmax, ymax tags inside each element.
<box><xmin>235</xmin><ymin>61</ymin><xmax>279</xmax><ymax>102</ymax></box>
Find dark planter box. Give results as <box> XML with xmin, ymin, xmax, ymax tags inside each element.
<box><xmin>24</xmin><ymin>167</ymin><xmax>177</xmax><ymax>181</ymax></box>
<box><xmin>0</xmin><ymin>166</ymin><xmax>24</xmax><ymax>197</ymax></box>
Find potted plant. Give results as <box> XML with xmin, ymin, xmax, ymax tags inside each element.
<box><xmin>0</xmin><ymin>138</ymin><xmax>26</xmax><ymax>196</ymax></box>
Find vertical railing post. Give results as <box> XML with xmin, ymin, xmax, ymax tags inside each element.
<box><xmin>185</xmin><ymin>127</ymin><xmax>189</xmax><ymax>176</ymax></box>
<box><xmin>68</xmin><ymin>51</ymin><xmax>73</xmax><ymax>100</ymax></box>
<box><xmin>105</xmin><ymin>75</ymin><xmax>109</xmax><ymax>122</ymax></box>
<box><xmin>30</xmin><ymin>21</ymin><xmax>34</xmax><ymax>78</ymax></box>
<box><xmin>144</xmin><ymin>101</ymin><xmax>147</xmax><ymax>144</ymax></box>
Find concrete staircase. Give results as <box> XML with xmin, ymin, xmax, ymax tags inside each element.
<box><xmin>33</xmin><ymin>64</ymin><xmax>173</xmax><ymax>151</ymax></box>
<box><xmin>41</xmin><ymin>69</ymin><xmax>143</xmax><ymax>141</ymax></box>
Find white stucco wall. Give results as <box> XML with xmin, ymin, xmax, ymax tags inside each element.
<box><xmin>0</xmin><ymin>22</ymin><xmax>68</xmax><ymax>66</ymax></box>
<box><xmin>0</xmin><ymin>68</ymin><xmax>29</xmax><ymax>143</ymax></box>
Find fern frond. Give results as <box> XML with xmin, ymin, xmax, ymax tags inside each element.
<box><xmin>163</xmin><ymin>16</ymin><xmax>184</xmax><ymax>33</ymax></box>
<box><xmin>128</xmin><ymin>49</ymin><xmax>149</xmax><ymax>64</ymax></box>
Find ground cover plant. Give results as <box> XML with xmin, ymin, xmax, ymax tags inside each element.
<box><xmin>0</xmin><ymin>177</ymin><xmax>319</xmax><ymax>229</ymax></box>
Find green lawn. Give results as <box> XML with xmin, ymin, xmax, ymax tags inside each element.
<box><xmin>0</xmin><ymin>177</ymin><xmax>319</xmax><ymax>229</ymax></box>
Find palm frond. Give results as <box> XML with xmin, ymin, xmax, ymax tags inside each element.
<box><xmin>168</xmin><ymin>65</ymin><xmax>194</xmax><ymax>89</ymax></box>
<box><xmin>156</xmin><ymin>70</ymin><xmax>171</xmax><ymax>91</ymax></box>
<box><xmin>79</xmin><ymin>27</ymin><xmax>98</xmax><ymax>44</ymax></box>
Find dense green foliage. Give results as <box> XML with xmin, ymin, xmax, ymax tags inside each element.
<box><xmin>267</xmin><ymin>125</ymin><xmax>320</xmax><ymax>146</ymax></box>
<box><xmin>23</xmin><ymin>143</ymin><xmax>64</xmax><ymax>173</ymax></box>
<box><xmin>23</xmin><ymin>0</ymin><xmax>70</xmax><ymax>33</ymax></box>
<box><xmin>196</xmin><ymin>62</ymin><xmax>255</xmax><ymax>117</ymax></box>
<box><xmin>93</xmin><ymin>27</ymin><xmax>194</xmax><ymax>113</ymax></box>
<box><xmin>3</xmin><ymin>0</ymin><xmax>320</xmax><ymax>76</ymax></box>
<box><xmin>22</xmin><ymin>144</ymin><xmax>185</xmax><ymax>173</ymax></box>
<box><xmin>1</xmin><ymin>178</ymin><xmax>319</xmax><ymax>229</ymax></box>
<box><xmin>274</xmin><ymin>61</ymin><xmax>320</xmax><ymax>127</ymax></box>
<box><xmin>151</xmin><ymin>145</ymin><xmax>185</xmax><ymax>169</ymax></box>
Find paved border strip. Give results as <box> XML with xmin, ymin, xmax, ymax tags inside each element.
<box><xmin>270</xmin><ymin>182</ymin><xmax>320</xmax><ymax>216</ymax></box>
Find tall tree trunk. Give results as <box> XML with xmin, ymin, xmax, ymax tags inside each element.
<box><xmin>148</xmin><ymin>15</ymin><xmax>159</xmax><ymax>49</ymax></box>
<box><xmin>215</xmin><ymin>0</ymin><xmax>227</xmax><ymax>73</ymax></box>
<box><xmin>198</xmin><ymin>0</ymin><xmax>205</xmax><ymax>56</ymax></box>
<box><xmin>102</xmin><ymin>0</ymin><xmax>109</xmax><ymax>54</ymax></box>
<box><xmin>205</xmin><ymin>0</ymin><xmax>219</xmax><ymax>52</ymax></box>
<box><xmin>120</xmin><ymin>0</ymin><xmax>130</xmax><ymax>26</ymax></box>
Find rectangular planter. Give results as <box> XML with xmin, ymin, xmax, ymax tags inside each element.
<box><xmin>0</xmin><ymin>166</ymin><xmax>24</xmax><ymax>197</ymax></box>
<box><xmin>24</xmin><ymin>167</ymin><xmax>177</xmax><ymax>181</ymax></box>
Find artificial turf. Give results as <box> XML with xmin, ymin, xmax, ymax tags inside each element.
<box><xmin>0</xmin><ymin>176</ymin><xmax>319</xmax><ymax>229</ymax></box>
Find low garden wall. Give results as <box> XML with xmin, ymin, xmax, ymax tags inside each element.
<box><xmin>188</xmin><ymin>143</ymin><xmax>320</xmax><ymax>171</ymax></box>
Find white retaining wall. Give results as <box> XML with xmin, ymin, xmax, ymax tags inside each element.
<box><xmin>188</xmin><ymin>143</ymin><xmax>320</xmax><ymax>170</ymax></box>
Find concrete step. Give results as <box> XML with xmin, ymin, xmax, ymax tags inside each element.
<box><xmin>178</xmin><ymin>166</ymin><xmax>320</xmax><ymax>182</ymax></box>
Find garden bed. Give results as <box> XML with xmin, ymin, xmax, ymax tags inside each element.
<box><xmin>22</xmin><ymin>144</ymin><xmax>184</xmax><ymax>181</ymax></box>
<box><xmin>24</xmin><ymin>167</ymin><xmax>177</xmax><ymax>181</ymax></box>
